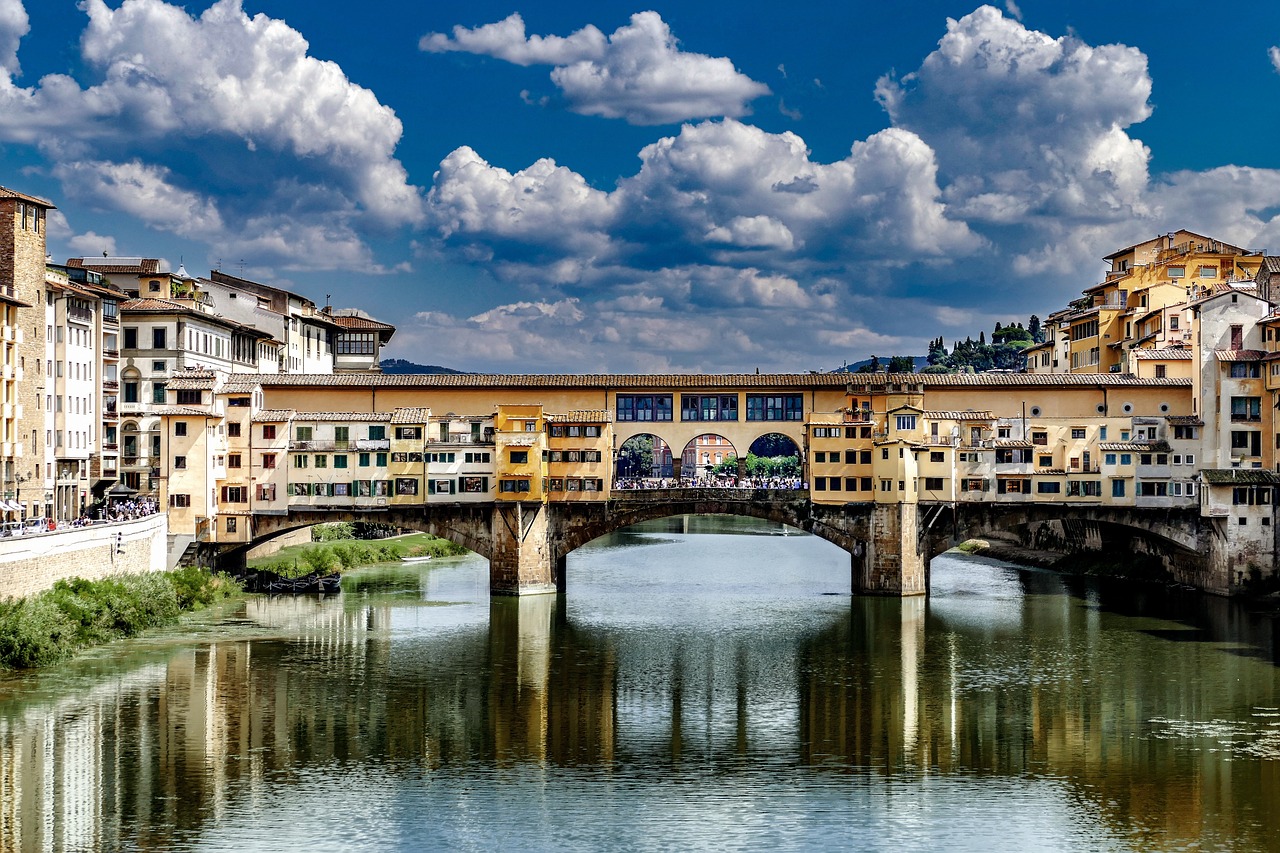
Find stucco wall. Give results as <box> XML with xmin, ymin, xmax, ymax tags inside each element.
<box><xmin>0</xmin><ymin>513</ymin><xmax>168</xmax><ymax>601</ymax></box>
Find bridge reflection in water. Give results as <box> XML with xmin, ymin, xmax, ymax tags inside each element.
<box><xmin>2</xmin><ymin>551</ymin><xmax>1280</xmax><ymax>849</ymax></box>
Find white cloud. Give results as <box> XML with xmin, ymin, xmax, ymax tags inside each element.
<box><xmin>0</xmin><ymin>0</ymin><xmax>27</xmax><ymax>76</ymax></box>
<box><xmin>0</xmin><ymin>0</ymin><xmax>421</xmax><ymax>271</ymax></box>
<box><xmin>423</xmin><ymin>11</ymin><xmax>769</xmax><ymax>125</ymax></box>
<box><xmin>420</xmin><ymin>13</ymin><xmax>604</xmax><ymax>66</ymax></box>
<box><xmin>1270</xmin><ymin>45</ymin><xmax>1280</xmax><ymax>74</ymax></box>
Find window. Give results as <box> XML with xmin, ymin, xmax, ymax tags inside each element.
<box><xmin>997</xmin><ymin>479</ymin><xmax>1027</xmax><ymax>494</ymax></box>
<box><xmin>1229</xmin><ymin>363</ymin><xmax>1261</xmax><ymax>378</ymax></box>
<box><xmin>1137</xmin><ymin>481</ymin><xmax>1168</xmax><ymax>497</ymax></box>
<box><xmin>1167</xmin><ymin>266</ymin><xmax>1185</xmax><ymax>278</ymax></box>
<box><xmin>334</xmin><ymin>455</ymin><xmax>348</xmax><ymax>469</ymax></box>
<box><xmin>220</xmin><ymin>486</ymin><xmax>247</xmax><ymax>503</ymax></box>
<box><xmin>1230</xmin><ymin>324</ymin><xmax>1243</xmax><ymax>349</ymax></box>
<box><xmin>1174</xmin><ymin>426</ymin><xmax>1196</xmax><ymax>440</ymax></box>
<box><xmin>1231</xmin><ymin>397</ymin><xmax>1262</xmax><ymax>422</ymax></box>
<box><xmin>174</xmin><ymin>422</ymin><xmax>187</xmax><ymax>437</ymax></box>
<box><xmin>1071</xmin><ymin>428</ymin><xmax>1086</xmax><ymax>440</ymax></box>
<box><xmin>152</xmin><ymin>383</ymin><xmax>167</xmax><ymax>404</ymax></box>
<box><xmin>369</xmin><ymin>426</ymin><xmax>385</xmax><ymax>441</ymax></box>
<box><xmin>169</xmin><ymin>494</ymin><xmax>190</xmax><ymax>507</ymax></box>
<box><xmin>395</xmin><ymin>478</ymin><xmax>419</xmax><ymax>496</ymax></box>
<box><xmin>616</xmin><ymin>394</ymin><xmax>674</xmax><ymax>422</ymax></box>
<box><xmin>929</xmin><ymin>452</ymin><xmax>944</xmax><ymax>463</ymax></box>
<box><xmin>924</xmin><ymin>477</ymin><xmax>944</xmax><ymax>491</ymax></box>
<box><xmin>681</xmin><ymin>395</ymin><xmax>739</xmax><ymax>421</ymax></box>
<box><xmin>510</xmin><ymin>450</ymin><xmax>529</xmax><ymax>464</ymax></box>
<box><xmin>359</xmin><ymin>452</ymin><xmax>370</xmax><ymax>467</ymax></box>
<box><xmin>499</xmin><ymin>479</ymin><xmax>531</xmax><ymax>493</ymax></box>
<box><xmin>263</xmin><ymin>454</ymin><xmax>276</xmax><ymax>469</ymax></box>
<box><xmin>745</xmin><ymin>394</ymin><xmax>804</xmax><ymax>422</ymax></box>
<box><xmin>174</xmin><ymin>456</ymin><xmax>186</xmax><ymax>469</ymax></box>
<box><xmin>263</xmin><ymin>424</ymin><xmax>277</xmax><ymax>440</ymax></box>
<box><xmin>395</xmin><ymin>426</ymin><xmax>422</xmax><ymax>440</ymax></box>
<box><xmin>294</xmin><ymin>454</ymin><xmax>308</xmax><ymax>468</ymax></box>
<box><xmin>895</xmin><ymin>415</ymin><xmax>917</xmax><ymax>431</ymax></box>
<box><xmin>296</xmin><ymin>426</ymin><xmax>313</xmax><ymax>441</ymax></box>
<box><xmin>1104</xmin><ymin>453</ymin><xmax>1117</xmax><ymax>465</ymax></box>
<box><xmin>1038</xmin><ymin>455</ymin><xmax>1053</xmax><ymax>467</ymax></box>
<box><xmin>227</xmin><ymin>422</ymin><xmax>241</xmax><ymax>438</ymax></box>
<box><xmin>228</xmin><ymin>454</ymin><xmax>242</xmax><ymax>469</ymax></box>
<box><xmin>1037</xmin><ymin>481</ymin><xmax>1061</xmax><ymax>494</ymax></box>
<box><xmin>123</xmin><ymin>382</ymin><xmax>139</xmax><ymax>403</ymax></box>
<box><xmin>257</xmin><ymin>484</ymin><xmax>276</xmax><ymax>501</ymax></box>
<box><xmin>124</xmin><ymin>327</ymin><xmax>138</xmax><ymax>349</ymax></box>
<box><xmin>962</xmin><ymin>479</ymin><xmax>986</xmax><ymax>493</ymax></box>
<box><xmin>152</xmin><ymin>328</ymin><xmax>167</xmax><ymax>349</ymax></box>
<box><xmin>1112</xmin><ymin>480</ymin><xmax>1125</xmax><ymax>498</ymax></box>
<box><xmin>315</xmin><ymin>455</ymin><xmax>327</xmax><ymax>469</ymax></box>
<box><xmin>1032</xmin><ymin>432</ymin><xmax>1048</xmax><ymax>445</ymax></box>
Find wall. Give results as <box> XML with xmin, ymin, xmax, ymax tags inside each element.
<box><xmin>0</xmin><ymin>513</ymin><xmax>168</xmax><ymax>601</ymax></box>
<box><xmin>244</xmin><ymin>524</ymin><xmax>310</xmax><ymax>559</ymax></box>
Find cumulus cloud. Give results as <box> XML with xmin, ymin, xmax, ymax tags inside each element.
<box><xmin>422</xmin><ymin>11</ymin><xmax>769</xmax><ymax>125</ymax></box>
<box><xmin>876</xmin><ymin>5</ymin><xmax>1153</xmax><ymax>223</ymax></box>
<box><xmin>1270</xmin><ymin>45</ymin><xmax>1280</xmax><ymax>74</ymax></box>
<box><xmin>0</xmin><ymin>0</ymin><xmax>27</xmax><ymax>76</ymax></box>
<box><xmin>0</xmin><ymin>0</ymin><xmax>420</xmax><ymax>270</ymax></box>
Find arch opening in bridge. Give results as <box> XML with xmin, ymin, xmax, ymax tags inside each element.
<box><xmin>615</xmin><ymin>434</ymin><xmax>674</xmax><ymax>485</ymax></box>
<box><xmin>680</xmin><ymin>433</ymin><xmax>739</xmax><ymax>483</ymax></box>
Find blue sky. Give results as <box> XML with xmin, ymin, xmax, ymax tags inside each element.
<box><xmin>3</xmin><ymin>0</ymin><xmax>1280</xmax><ymax>372</ymax></box>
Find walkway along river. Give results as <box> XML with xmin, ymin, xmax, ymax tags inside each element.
<box><xmin>1</xmin><ymin>515</ymin><xmax>1279</xmax><ymax>851</ymax></box>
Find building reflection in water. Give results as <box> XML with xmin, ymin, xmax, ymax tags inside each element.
<box><xmin>2</xmin><ymin>560</ymin><xmax>1280</xmax><ymax>849</ymax></box>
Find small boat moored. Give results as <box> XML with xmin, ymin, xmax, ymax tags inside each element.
<box><xmin>401</xmin><ymin>555</ymin><xmax>433</xmax><ymax>564</ymax></box>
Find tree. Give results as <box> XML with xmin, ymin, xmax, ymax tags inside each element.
<box><xmin>888</xmin><ymin>355</ymin><xmax>915</xmax><ymax>373</ymax></box>
<box><xmin>927</xmin><ymin>336</ymin><xmax>948</xmax><ymax>366</ymax></box>
<box><xmin>616</xmin><ymin>436</ymin><xmax>655</xmax><ymax>478</ymax></box>
<box><xmin>1028</xmin><ymin>314</ymin><xmax>1043</xmax><ymax>343</ymax></box>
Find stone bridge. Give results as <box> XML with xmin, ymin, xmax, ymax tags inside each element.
<box><xmin>222</xmin><ymin>492</ymin><xmax>1236</xmax><ymax>596</ymax></box>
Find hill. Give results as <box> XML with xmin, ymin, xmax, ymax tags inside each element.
<box><xmin>832</xmin><ymin>356</ymin><xmax>928</xmax><ymax>373</ymax></box>
<box><xmin>379</xmin><ymin>358</ymin><xmax>466</xmax><ymax>375</ymax></box>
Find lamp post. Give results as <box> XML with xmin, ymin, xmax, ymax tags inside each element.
<box><xmin>14</xmin><ymin>472</ymin><xmax>28</xmax><ymax>521</ymax></box>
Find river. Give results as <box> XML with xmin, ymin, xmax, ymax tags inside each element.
<box><xmin>2</xmin><ymin>515</ymin><xmax>1279</xmax><ymax>851</ymax></box>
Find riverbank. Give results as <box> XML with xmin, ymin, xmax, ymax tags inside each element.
<box><xmin>247</xmin><ymin>532</ymin><xmax>469</xmax><ymax>577</ymax></box>
<box><xmin>0</xmin><ymin>567</ymin><xmax>240</xmax><ymax>671</ymax></box>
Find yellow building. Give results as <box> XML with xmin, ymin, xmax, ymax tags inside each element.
<box><xmin>494</xmin><ymin>404</ymin><xmax>547</xmax><ymax>502</ymax></box>
<box><xmin>545</xmin><ymin>411</ymin><xmax>612</xmax><ymax>501</ymax></box>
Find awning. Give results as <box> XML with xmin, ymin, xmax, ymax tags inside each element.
<box><xmin>3</xmin><ymin>500</ymin><xmax>21</xmax><ymax>511</ymax></box>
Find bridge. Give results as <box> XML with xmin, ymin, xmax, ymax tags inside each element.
<box><xmin>214</xmin><ymin>489</ymin><xmax>1229</xmax><ymax>596</ymax></box>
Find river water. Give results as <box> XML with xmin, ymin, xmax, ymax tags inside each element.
<box><xmin>2</xmin><ymin>515</ymin><xmax>1280</xmax><ymax>851</ymax></box>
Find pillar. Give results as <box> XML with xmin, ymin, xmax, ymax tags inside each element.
<box><xmin>490</xmin><ymin>502</ymin><xmax>557</xmax><ymax>595</ymax></box>
<box><xmin>856</xmin><ymin>503</ymin><xmax>926</xmax><ymax>596</ymax></box>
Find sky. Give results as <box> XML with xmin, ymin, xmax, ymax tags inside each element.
<box><xmin>2</xmin><ymin>0</ymin><xmax>1280</xmax><ymax>373</ymax></box>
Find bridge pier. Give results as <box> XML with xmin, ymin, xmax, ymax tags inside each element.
<box><xmin>857</xmin><ymin>503</ymin><xmax>926</xmax><ymax>596</ymax></box>
<box><xmin>490</xmin><ymin>503</ymin><xmax>557</xmax><ymax>596</ymax></box>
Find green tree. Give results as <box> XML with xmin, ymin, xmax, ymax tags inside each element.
<box><xmin>888</xmin><ymin>355</ymin><xmax>915</xmax><ymax>373</ymax></box>
<box><xmin>617</xmin><ymin>435</ymin><xmax>655</xmax><ymax>478</ymax></box>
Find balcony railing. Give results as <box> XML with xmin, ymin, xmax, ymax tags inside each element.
<box><xmin>102</xmin><ymin>380</ymin><xmax>119</xmax><ymax>391</ymax></box>
<box><xmin>103</xmin><ymin>349</ymin><xmax>119</xmax><ymax>359</ymax></box>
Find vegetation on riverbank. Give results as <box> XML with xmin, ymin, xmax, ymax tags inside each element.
<box><xmin>0</xmin><ymin>567</ymin><xmax>240</xmax><ymax>671</ymax></box>
<box><xmin>248</xmin><ymin>530</ymin><xmax>468</xmax><ymax>578</ymax></box>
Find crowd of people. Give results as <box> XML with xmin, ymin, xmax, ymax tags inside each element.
<box><xmin>613</xmin><ymin>476</ymin><xmax>805</xmax><ymax>490</ymax></box>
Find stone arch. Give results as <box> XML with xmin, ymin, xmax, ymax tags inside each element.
<box><xmin>615</xmin><ymin>433</ymin><xmax>675</xmax><ymax>482</ymax></box>
<box><xmin>679</xmin><ymin>433</ymin><xmax>739</xmax><ymax>481</ymax></box>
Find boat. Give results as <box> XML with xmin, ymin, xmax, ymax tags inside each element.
<box><xmin>401</xmin><ymin>555</ymin><xmax>433</xmax><ymax>564</ymax></box>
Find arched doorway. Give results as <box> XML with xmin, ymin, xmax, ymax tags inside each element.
<box><xmin>680</xmin><ymin>434</ymin><xmax>739</xmax><ymax>484</ymax></box>
<box><xmin>615</xmin><ymin>434</ymin><xmax>674</xmax><ymax>486</ymax></box>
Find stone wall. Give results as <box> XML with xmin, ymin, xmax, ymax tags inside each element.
<box><xmin>244</xmin><ymin>525</ymin><xmax>311</xmax><ymax>559</ymax></box>
<box><xmin>0</xmin><ymin>514</ymin><xmax>168</xmax><ymax>601</ymax></box>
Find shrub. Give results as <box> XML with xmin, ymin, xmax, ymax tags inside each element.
<box><xmin>299</xmin><ymin>546</ymin><xmax>337</xmax><ymax>574</ymax></box>
<box><xmin>312</xmin><ymin>523</ymin><xmax>355</xmax><ymax>542</ymax></box>
<box><xmin>0</xmin><ymin>596</ymin><xmax>78</xmax><ymax>669</ymax></box>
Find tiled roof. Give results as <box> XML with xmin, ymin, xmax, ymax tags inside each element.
<box><xmin>1035</xmin><ymin>469</ymin><xmax>1067</xmax><ymax>475</ymax></box>
<box><xmin>331</xmin><ymin>315</ymin><xmax>395</xmax><ymax>331</ymax></box>
<box><xmin>294</xmin><ymin>411</ymin><xmax>393</xmax><ymax>422</ymax></box>
<box><xmin>220</xmin><ymin>378</ymin><xmax>261</xmax><ymax>394</ymax></box>
<box><xmin>252</xmin><ymin>409</ymin><xmax>295</xmax><ymax>422</ymax></box>
<box><xmin>68</xmin><ymin>257</ymin><xmax>160</xmax><ymax>273</ymax></box>
<box><xmin>166</xmin><ymin>375</ymin><xmax>216</xmax><ymax>391</ymax></box>
<box><xmin>1099</xmin><ymin>442</ymin><xmax>1149</xmax><ymax>451</ymax></box>
<box><xmin>1201</xmin><ymin>469</ymin><xmax>1280</xmax><ymax>485</ymax></box>
<box><xmin>922</xmin><ymin>410</ymin><xmax>995</xmax><ymax>420</ymax></box>
<box><xmin>0</xmin><ymin>186</ymin><xmax>55</xmax><ymax>207</ymax></box>
<box><xmin>154</xmin><ymin>405</ymin><xmax>216</xmax><ymax>417</ymax></box>
<box><xmin>1166</xmin><ymin>415</ymin><xmax>1204</xmax><ymax>425</ymax></box>
<box><xmin>995</xmin><ymin>440</ymin><xmax>1033</xmax><ymax>448</ymax></box>
<box><xmin>252</xmin><ymin>371</ymin><xmax>1191</xmax><ymax>389</ymax></box>
<box><xmin>1261</xmin><ymin>257</ymin><xmax>1280</xmax><ymax>274</ymax></box>
<box><xmin>391</xmin><ymin>407</ymin><xmax>431</xmax><ymax>424</ymax></box>
<box><xmin>1214</xmin><ymin>349</ymin><xmax>1266</xmax><ymax>362</ymax></box>
<box><xmin>120</xmin><ymin>297</ymin><xmax>189</xmax><ymax>312</ymax></box>
<box><xmin>1132</xmin><ymin>348</ymin><xmax>1193</xmax><ymax>360</ymax></box>
<box><xmin>545</xmin><ymin>410</ymin><xmax>612</xmax><ymax>423</ymax></box>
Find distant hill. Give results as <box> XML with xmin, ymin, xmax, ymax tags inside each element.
<box><xmin>831</xmin><ymin>356</ymin><xmax>928</xmax><ymax>373</ymax></box>
<box><xmin>379</xmin><ymin>358</ymin><xmax>466</xmax><ymax>375</ymax></box>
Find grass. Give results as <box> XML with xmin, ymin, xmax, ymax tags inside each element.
<box><xmin>0</xmin><ymin>568</ymin><xmax>241</xmax><ymax>671</ymax></box>
<box><xmin>247</xmin><ymin>532</ymin><xmax>468</xmax><ymax>578</ymax></box>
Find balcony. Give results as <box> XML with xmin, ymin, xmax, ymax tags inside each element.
<box><xmin>102</xmin><ymin>380</ymin><xmax>119</xmax><ymax>391</ymax></box>
<box><xmin>103</xmin><ymin>349</ymin><xmax>120</xmax><ymax>359</ymax></box>
<box><xmin>102</xmin><ymin>442</ymin><xmax>118</xmax><ymax>451</ymax></box>
<box><xmin>354</xmin><ymin>439</ymin><xmax>391</xmax><ymax>451</ymax></box>
<box><xmin>434</xmin><ymin>435</ymin><xmax>495</xmax><ymax>445</ymax></box>
<box><xmin>103</xmin><ymin>408</ymin><xmax>118</xmax><ymax>421</ymax></box>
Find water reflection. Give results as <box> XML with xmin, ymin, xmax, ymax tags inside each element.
<box><xmin>2</xmin><ymin>520</ymin><xmax>1280</xmax><ymax>850</ymax></box>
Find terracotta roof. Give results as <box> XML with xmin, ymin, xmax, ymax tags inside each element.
<box><xmin>154</xmin><ymin>405</ymin><xmax>216</xmax><ymax>417</ymax></box>
<box><xmin>1261</xmin><ymin>257</ymin><xmax>1280</xmax><ymax>274</ymax></box>
<box><xmin>120</xmin><ymin>297</ymin><xmax>189</xmax><ymax>312</ymax></box>
<box><xmin>331</xmin><ymin>315</ymin><xmax>395</xmax><ymax>331</ymax></box>
<box><xmin>251</xmin><ymin>372</ymin><xmax>1191</xmax><ymax>389</ymax></box>
<box><xmin>1201</xmin><ymin>469</ymin><xmax>1280</xmax><ymax>485</ymax></box>
<box><xmin>294</xmin><ymin>411</ymin><xmax>393</xmax><ymax>422</ymax></box>
<box><xmin>1035</xmin><ymin>469</ymin><xmax>1067</xmax><ymax>475</ymax></box>
<box><xmin>922</xmin><ymin>410</ymin><xmax>995</xmax><ymax>421</ymax></box>
<box><xmin>1165</xmin><ymin>416</ymin><xmax>1204</xmax><ymax>426</ymax></box>
<box><xmin>545</xmin><ymin>410</ymin><xmax>612</xmax><ymax>423</ymax></box>
<box><xmin>68</xmin><ymin>257</ymin><xmax>161</xmax><ymax>274</ymax></box>
<box><xmin>1214</xmin><ymin>350</ymin><xmax>1266</xmax><ymax>362</ymax></box>
<box><xmin>252</xmin><ymin>409</ymin><xmax>295</xmax><ymax>422</ymax></box>
<box><xmin>1099</xmin><ymin>442</ymin><xmax>1148</xmax><ymax>452</ymax></box>
<box><xmin>0</xmin><ymin>186</ymin><xmax>55</xmax><ymax>206</ymax></box>
<box><xmin>1133</xmin><ymin>348</ymin><xmax>1193</xmax><ymax>360</ymax></box>
<box><xmin>220</xmin><ymin>378</ymin><xmax>261</xmax><ymax>394</ymax></box>
<box><xmin>391</xmin><ymin>407</ymin><xmax>431</xmax><ymax>424</ymax></box>
<box><xmin>995</xmin><ymin>440</ymin><xmax>1033</xmax><ymax>448</ymax></box>
<box><xmin>165</xmin><ymin>375</ymin><xmax>216</xmax><ymax>391</ymax></box>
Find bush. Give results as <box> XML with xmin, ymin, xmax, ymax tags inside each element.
<box><xmin>170</xmin><ymin>566</ymin><xmax>241</xmax><ymax>611</ymax></box>
<box><xmin>299</xmin><ymin>546</ymin><xmax>338</xmax><ymax>574</ymax></box>
<box><xmin>0</xmin><ymin>596</ymin><xmax>78</xmax><ymax>669</ymax></box>
<box><xmin>312</xmin><ymin>523</ymin><xmax>355</xmax><ymax>542</ymax></box>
